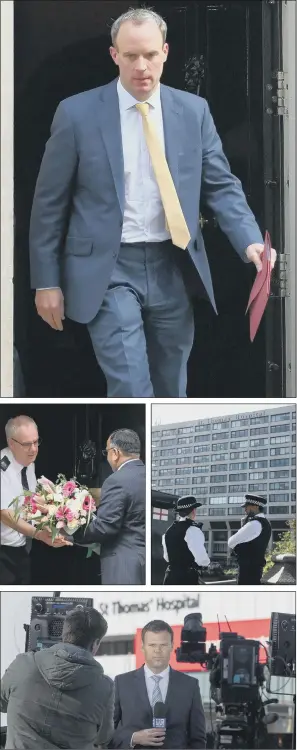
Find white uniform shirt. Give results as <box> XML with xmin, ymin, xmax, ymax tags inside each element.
<box><xmin>162</xmin><ymin>519</ymin><xmax>211</xmax><ymax>567</ymax></box>
<box><xmin>0</xmin><ymin>448</ymin><xmax>37</xmax><ymax>547</ymax></box>
<box><xmin>144</xmin><ymin>664</ymin><xmax>170</xmax><ymax>705</ymax></box>
<box><xmin>117</xmin><ymin>78</ymin><xmax>170</xmax><ymax>244</ymax></box>
<box><xmin>228</xmin><ymin>513</ymin><xmax>265</xmax><ymax>549</ymax></box>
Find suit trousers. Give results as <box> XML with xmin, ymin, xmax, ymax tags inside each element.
<box><xmin>237</xmin><ymin>561</ymin><xmax>263</xmax><ymax>585</ymax></box>
<box><xmin>87</xmin><ymin>241</ymin><xmax>194</xmax><ymax>397</ymax></box>
<box><xmin>0</xmin><ymin>545</ymin><xmax>31</xmax><ymax>584</ymax></box>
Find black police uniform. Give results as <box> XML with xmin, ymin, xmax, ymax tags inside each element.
<box><xmin>163</xmin><ymin>517</ymin><xmax>202</xmax><ymax>585</ymax></box>
<box><xmin>229</xmin><ymin>494</ymin><xmax>271</xmax><ymax>585</ymax></box>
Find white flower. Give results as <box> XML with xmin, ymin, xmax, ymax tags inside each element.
<box><xmin>46</xmin><ymin>504</ymin><xmax>57</xmax><ymax>517</ymax></box>
<box><xmin>52</xmin><ymin>492</ymin><xmax>64</xmax><ymax>504</ymax></box>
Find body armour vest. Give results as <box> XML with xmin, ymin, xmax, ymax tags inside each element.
<box><xmin>235</xmin><ymin>516</ymin><xmax>271</xmax><ymax>566</ymax></box>
<box><xmin>164</xmin><ymin>519</ymin><xmax>197</xmax><ymax>568</ymax></box>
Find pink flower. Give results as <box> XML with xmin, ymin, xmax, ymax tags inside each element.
<box><xmin>82</xmin><ymin>495</ymin><xmax>95</xmax><ymax>511</ymax></box>
<box><xmin>55</xmin><ymin>506</ymin><xmax>74</xmax><ymax>522</ymax></box>
<box><xmin>62</xmin><ymin>481</ymin><xmax>77</xmax><ymax>497</ymax></box>
<box><xmin>23</xmin><ymin>496</ymin><xmax>37</xmax><ymax>514</ymax></box>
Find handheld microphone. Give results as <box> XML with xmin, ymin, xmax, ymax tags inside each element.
<box><xmin>153</xmin><ymin>701</ymin><xmax>166</xmax><ymax>730</ymax></box>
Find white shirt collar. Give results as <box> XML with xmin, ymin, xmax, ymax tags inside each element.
<box><xmin>117</xmin><ymin>77</ymin><xmax>161</xmax><ymax>112</ymax></box>
<box><xmin>116</xmin><ymin>458</ymin><xmax>139</xmax><ymax>472</ymax></box>
<box><xmin>144</xmin><ymin>664</ymin><xmax>170</xmax><ymax>680</ymax></box>
<box><xmin>3</xmin><ymin>446</ymin><xmax>28</xmax><ymax>473</ymax></box>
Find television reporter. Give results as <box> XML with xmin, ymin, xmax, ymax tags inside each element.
<box><xmin>0</xmin><ymin>607</ymin><xmax>114</xmax><ymax>749</ymax></box>
<box><xmin>111</xmin><ymin>619</ymin><xmax>206</xmax><ymax>748</ymax></box>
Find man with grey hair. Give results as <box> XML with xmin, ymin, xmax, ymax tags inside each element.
<box><xmin>74</xmin><ymin>429</ymin><xmax>146</xmax><ymax>584</ymax></box>
<box><xmin>30</xmin><ymin>7</ymin><xmax>276</xmax><ymax>397</ymax></box>
<box><xmin>0</xmin><ymin>415</ymin><xmax>72</xmax><ymax>584</ymax></box>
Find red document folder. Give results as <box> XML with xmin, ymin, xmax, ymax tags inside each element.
<box><xmin>246</xmin><ymin>231</ymin><xmax>272</xmax><ymax>342</ymax></box>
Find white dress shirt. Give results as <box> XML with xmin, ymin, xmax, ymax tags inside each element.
<box><xmin>0</xmin><ymin>448</ymin><xmax>37</xmax><ymax>546</ymax></box>
<box><xmin>162</xmin><ymin>519</ymin><xmax>211</xmax><ymax>567</ymax></box>
<box><xmin>228</xmin><ymin>513</ymin><xmax>265</xmax><ymax>549</ymax></box>
<box><xmin>144</xmin><ymin>664</ymin><xmax>170</xmax><ymax>705</ymax></box>
<box><xmin>38</xmin><ymin>78</ymin><xmax>170</xmax><ymax>290</ymax></box>
<box><xmin>117</xmin><ymin>78</ymin><xmax>170</xmax><ymax>244</ymax></box>
<box><xmin>116</xmin><ymin>458</ymin><xmax>140</xmax><ymax>471</ymax></box>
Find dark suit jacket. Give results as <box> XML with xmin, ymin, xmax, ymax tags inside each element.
<box><xmin>75</xmin><ymin>459</ymin><xmax>145</xmax><ymax>583</ymax></box>
<box><xmin>111</xmin><ymin>665</ymin><xmax>206</xmax><ymax>749</ymax></box>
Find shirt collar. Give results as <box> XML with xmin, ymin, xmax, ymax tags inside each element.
<box><xmin>144</xmin><ymin>664</ymin><xmax>170</xmax><ymax>680</ymax></box>
<box><xmin>117</xmin><ymin>458</ymin><xmax>139</xmax><ymax>472</ymax></box>
<box><xmin>4</xmin><ymin>446</ymin><xmax>28</xmax><ymax>473</ymax></box>
<box><xmin>117</xmin><ymin>77</ymin><xmax>161</xmax><ymax>112</ymax></box>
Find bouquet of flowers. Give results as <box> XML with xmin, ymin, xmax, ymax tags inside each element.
<box><xmin>9</xmin><ymin>474</ymin><xmax>96</xmax><ymax>542</ymax></box>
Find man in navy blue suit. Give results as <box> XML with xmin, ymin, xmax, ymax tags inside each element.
<box><xmin>30</xmin><ymin>7</ymin><xmax>276</xmax><ymax>397</ymax></box>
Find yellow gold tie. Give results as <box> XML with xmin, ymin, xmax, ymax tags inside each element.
<box><xmin>136</xmin><ymin>102</ymin><xmax>191</xmax><ymax>250</ymax></box>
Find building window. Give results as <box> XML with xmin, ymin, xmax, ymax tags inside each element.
<box><xmin>211</xmin><ymin>463</ymin><xmax>228</xmax><ymax>472</ymax></box>
<box><xmin>249</xmin><ymin>483</ymin><xmax>267</xmax><ymax>491</ymax></box>
<box><xmin>212</xmin><ymin>442</ymin><xmax>229</xmax><ymax>452</ymax></box>
<box><xmin>158</xmin><ymin>468</ymin><xmax>174</xmax><ymax>477</ymax></box>
<box><xmin>209</xmin><ymin>497</ymin><xmax>226</xmax><ymax>505</ymax></box>
<box><xmin>271</xmin><ymin>435</ymin><xmax>291</xmax><ymax>445</ymax></box>
<box><xmin>160</xmin><ymin>448</ymin><xmax>176</xmax><ymax>456</ymax></box>
<box><xmin>209</xmin><ymin>507</ymin><xmax>226</xmax><ymax>516</ymax></box>
<box><xmin>158</xmin><ymin>479</ymin><xmax>174</xmax><ymax>486</ymax></box>
<box><xmin>194</xmin><ymin>434</ymin><xmax>211</xmax><ymax>444</ymax></box>
<box><xmin>152</xmin><ymin>450</ymin><xmax>160</xmax><ymax>458</ymax></box>
<box><xmin>229</xmin><ymin>484</ymin><xmax>247</xmax><ymax>492</ymax></box>
<box><xmin>229</xmin><ymin>495</ymin><xmax>246</xmax><ymax>504</ymax></box>
<box><xmin>269</xmin><ymin>506</ymin><xmax>290</xmax><ymax>514</ymax></box>
<box><xmin>160</xmin><ymin>458</ymin><xmax>175</xmax><ymax>466</ymax></box>
<box><xmin>229</xmin><ymin>473</ymin><xmax>248</xmax><ymax>481</ymax></box>
<box><xmin>177</xmin><ymin>446</ymin><xmax>192</xmax><ymax>455</ymax></box>
<box><xmin>178</xmin><ymin>426</ymin><xmax>194</xmax><ymax>434</ymax></box>
<box><xmin>161</xmin><ymin>439</ymin><xmax>176</xmax><ymax>446</ymax></box>
<box><xmin>269</xmin><ymin>494</ymin><xmax>289</xmax><ymax>502</ymax></box>
<box><xmin>176</xmin><ymin>457</ymin><xmax>191</xmax><ymax>465</ymax></box>
<box><xmin>250</xmin><ymin>449</ymin><xmax>268</xmax><ymax>458</ymax></box>
<box><xmin>250</xmin><ymin>427</ymin><xmax>269</xmax><ymax>436</ymax></box>
<box><xmin>292</xmin><ymin>505</ymin><xmax>296</xmax><ymax>513</ymax></box>
<box><xmin>175</xmin><ymin>467</ymin><xmax>191</xmax><ymax>476</ymax></box>
<box><xmin>175</xmin><ymin>476</ymin><xmax>192</xmax><ymax>484</ymax></box>
<box><xmin>250</xmin><ymin>438</ymin><xmax>269</xmax><ymax>447</ymax></box>
<box><xmin>249</xmin><ymin>471</ymin><xmax>268</xmax><ymax>480</ymax></box>
<box><xmin>212</xmin><ymin>432</ymin><xmax>229</xmax><ymax>441</ymax></box>
<box><xmin>193</xmin><ymin>465</ymin><xmax>209</xmax><ymax>474</ymax></box>
<box><xmin>194</xmin><ymin>444</ymin><xmax>209</xmax><ymax>454</ymax></box>
<box><xmin>212</xmin><ymin>453</ymin><xmax>229</xmax><ymax>461</ymax></box>
<box><xmin>231</xmin><ymin>429</ymin><xmax>249</xmax><ymax>438</ymax></box>
<box><xmin>195</xmin><ymin>423</ymin><xmax>211</xmax><ymax>432</ymax></box>
<box><xmin>177</xmin><ymin>437</ymin><xmax>193</xmax><ymax>445</ymax></box>
<box><xmin>270</xmin><ymin>446</ymin><xmax>291</xmax><ymax>456</ymax></box>
<box><xmin>194</xmin><ymin>487</ymin><xmax>209</xmax><ymax>495</ymax></box>
<box><xmin>230</xmin><ymin>440</ymin><xmax>249</xmax><ymax>449</ymax></box>
<box><xmin>269</xmin><ymin>470</ymin><xmax>290</xmax><ymax>479</ymax></box>
<box><xmin>270</xmin><ymin>424</ymin><xmax>291</xmax><ymax>434</ymax></box>
<box><xmin>249</xmin><ymin>461</ymin><xmax>268</xmax><ymax>469</ymax></box>
<box><xmin>212</xmin><ymin>423</ymin><xmax>228</xmax><ymax>431</ymax></box>
<box><xmin>153</xmin><ymin>431</ymin><xmax>161</xmax><ymax>438</ymax></box>
<box><xmin>229</xmin><ymin>462</ymin><xmax>248</xmax><ymax>470</ymax></box>
<box><xmin>228</xmin><ymin>506</ymin><xmax>242</xmax><ymax>515</ymax></box>
<box><xmin>270</xmin><ymin>413</ymin><xmax>291</xmax><ymax>422</ymax></box>
<box><xmin>269</xmin><ymin>482</ymin><xmax>290</xmax><ymax>490</ymax></box>
<box><xmin>230</xmin><ymin>451</ymin><xmax>248</xmax><ymax>459</ymax></box>
<box><xmin>209</xmin><ymin>485</ymin><xmax>227</xmax><ymax>494</ymax></box>
<box><xmin>250</xmin><ymin>416</ymin><xmax>269</xmax><ymax>425</ymax></box>
<box><xmin>174</xmin><ymin>487</ymin><xmax>190</xmax><ymax>495</ymax></box>
<box><xmin>210</xmin><ymin>474</ymin><xmax>228</xmax><ymax>483</ymax></box>
<box><xmin>270</xmin><ymin>458</ymin><xmax>290</xmax><ymax>466</ymax></box>
<box><xmin>231</xmin><ymin>419</ymin><xmax>249</xmax><ymax>428</ymax></box>
<box><xmin>192</xmin><ymin>476</ymin><xmax>209</xmax><ymax>485</ymax></box>
<box><xmin>194</xmin><ymin>454</ymin><xmax>210</xmax><ymax>464</ymax></box>
<box><xmin>162</xmin><ymin>429</ymin><xmax>176</xmax><ymax>437</ymax></box>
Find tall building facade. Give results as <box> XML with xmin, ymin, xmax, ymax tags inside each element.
<box><xmin>152</xmin><ymin>406</ymin><xmax>296</xmax><ymax>561</ymax></box>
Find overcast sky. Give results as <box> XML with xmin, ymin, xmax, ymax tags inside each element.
<box><xmin>152</xmin><ymin>402</ymin><xmax>295</xmax><ymax>425</ymax></box>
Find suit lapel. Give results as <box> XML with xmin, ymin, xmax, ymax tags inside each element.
<box><xmin>160</xmin><ymin>85</ymin><xmax>183</xmax><ymax>191</ymax></box>
<box><xmin>134</xmin><ymin>666</ymin><xmax>153</xmax><ymax>719</ymax></box>
<box><xmin>96</xmin><ymin>78</ymin><xmax>125</xmax><ymax>214</ymax></box>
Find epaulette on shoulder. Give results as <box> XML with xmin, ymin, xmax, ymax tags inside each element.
<box><xmin>0</xmin><ymin>456</ymin><xmax>10</xmax><ymax>471</ymax></box>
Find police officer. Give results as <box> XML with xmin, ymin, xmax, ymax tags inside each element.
<box><xmin>162</xmin><ymin>495</ymin><xmax>210</xmax><ymax>584</ymax></box>
<box><xmin>228</xmin><ymin>493</ymin><xmax>271</xmax><ymax>585</ymax></box>
<box><xmin>1</xmin><ymin>415</ymin><xmax>72</xmax><ymax>584</ymax></box>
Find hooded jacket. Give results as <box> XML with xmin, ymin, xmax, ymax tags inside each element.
<box><xmin>0</xmin><ymin>642</ymin><xmax>114</xmax><ymax>749</ymax></box>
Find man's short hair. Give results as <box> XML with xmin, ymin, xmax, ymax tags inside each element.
<box><xmin>5</xmin><ymin>415</ymin><xmax>38</xmax><ymax>440</ymax></box>
<box><xmin>141</xmin><ymin>620</ymin><xmax>174</xmax><ymax>644</ymax></box>
<box><xmin>109</xmin><ymin>428</ymin><xmax>141</xmax><ymax>456</ymax></box>
<box><xmin>62</xmin><ymin>607</ymin><xmax>108</xmax><ymax>649</ymax></box>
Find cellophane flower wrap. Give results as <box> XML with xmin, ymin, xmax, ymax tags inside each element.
<box><xmin>9</xmin><ymin>474</ymin><xmax>96</xmax><ymax>542</ymax></box>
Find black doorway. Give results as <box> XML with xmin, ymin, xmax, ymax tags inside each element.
<box><xmin>0</xmin><ymin>403</ymin><xmax>145</xmax><ymax>584</ymax></box>
<box><xmin>14</xmin><ymin>0</ymin><xmax>271</xmax><ymax>397</ymax></box>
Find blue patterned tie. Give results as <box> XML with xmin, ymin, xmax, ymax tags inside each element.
<box><xmin>151</xmin><ymin>675</ymin><xmax>163</xmax><ymax>707</ymax></box>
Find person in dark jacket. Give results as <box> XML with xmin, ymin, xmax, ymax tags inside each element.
<box><xmin>0</xmin><ymin>607</ymin><xmax>114</xmax><ymax>750</ymax></box>
<box><xmin>162</xmin><ymin>496</ymin><xmax>210</xmax><ymax>584</ymax></box>
<box><xmin>228</xmin><ymin>493</ymin><xmax>272</xmax><ymax>584</ymax></box>
<box><xmin>74</xmin><ymin>429</ymin><xmax>146</xmax><ymax>584</ymax></box>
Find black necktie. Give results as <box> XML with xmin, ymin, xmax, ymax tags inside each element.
<box><xmin>21</xmin><ymin>467</ymin><xmax>29</xmax><ymax>491</ymax></box>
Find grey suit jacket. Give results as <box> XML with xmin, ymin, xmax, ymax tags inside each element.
<box><xmin>75</xmin><ymin>459</ymin><xmax>145</xmax><ymax>576</ymax></box>
<box><xmin>29</xmin><ymin>78</ymin><xmax>263</xmax><ymax>323</ymax></box>
<box><xmin>111</xmin><ymin>665</ymin><xmax>206</xmax><ymax>749</ymax></box>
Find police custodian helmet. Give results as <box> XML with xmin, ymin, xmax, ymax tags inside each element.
<box><xmin>242</xmin><ymin>493</ymin><xmax>267</xmax><ymax>508</ymax></box>
<box><xmin>176</xmin><ymin>495</ymin><xmax>203</xmax><ymax>517</ymax></box>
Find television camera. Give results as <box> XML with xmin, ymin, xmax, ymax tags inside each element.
<box><xmin>176</xmin><ymin>612</ymin><xmax>295</xmax><ymax>749</ymax></box>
